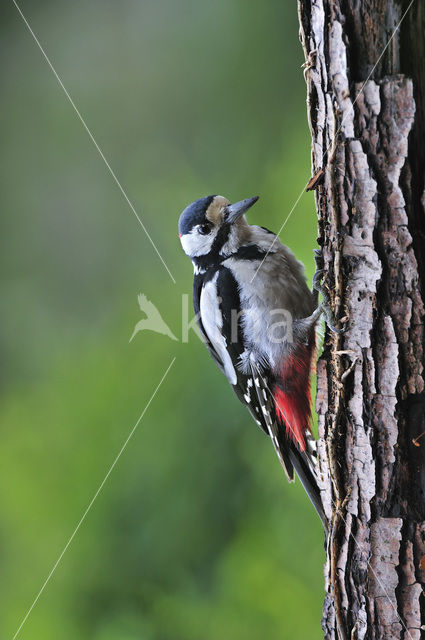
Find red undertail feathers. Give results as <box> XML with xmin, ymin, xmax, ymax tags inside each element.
<box><xmin>273</xmin><ymin>340</ymin><xmax>315</xmax><ymax>451</ymax></box>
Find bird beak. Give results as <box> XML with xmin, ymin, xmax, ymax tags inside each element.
<box><xmin>226</xmin><ymin>196</ymin><xmax>259</xmax><ymax>224</ymax></box>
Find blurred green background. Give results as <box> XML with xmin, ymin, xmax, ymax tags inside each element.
<box><xmin>1</xmin><ymin>1</ymin><xmax>324</xmax><ymax>638</ymax></box>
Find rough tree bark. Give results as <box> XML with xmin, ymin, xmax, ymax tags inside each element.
<box><xmin>297</xmin><ymin>1</ymin><xmax>425</xmax><ymax>638</ymax></box>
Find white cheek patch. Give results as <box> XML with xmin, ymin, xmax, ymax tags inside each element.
<box><xmin>180</xmin><ymin>226</ymin><xmax>217</xmax><ymax>257</ymax></box>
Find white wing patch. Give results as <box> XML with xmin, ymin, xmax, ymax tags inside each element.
<box><xmin>200</xmin><ymin>274</ymin><xmax>237</xmax><ymax>385</ymax></box>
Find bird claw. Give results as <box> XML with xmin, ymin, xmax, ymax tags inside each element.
<box><xmin>313</xmin><ymin>248</ymin><xmax>324</xmax><ymax>270</ymax></box>
<box><xmin>318</xmin><ymin>303</ymin><xmax>345</xmax><ymax>334</ymax></box>
<box><xmin>312</xmin><ymin>252</ymin><xmax>344</xmax><ymax>333</ymax></box>
<box><xmin>312</xmin><ymin>268</ymin><xmax>325</xmax><ymax>292</ymax></box>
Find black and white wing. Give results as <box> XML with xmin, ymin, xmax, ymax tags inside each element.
<box><xmin>193</xmin><ymin>267</ymin><xmax>269</xmax><ymax>435</ymax></box>
<box><xmin>249</xmin><ymin>360</ymin><xmax>294</xmax><ymax>480</ymax></box>
<box><xmin>193</xmin><ymin>274</ymin><xmax>225</xmax><ymax>374</ymax></box>
<box><xmin>250</xmin><ymin>361</ymin><xmax>326</xmax><ymax>528</ymax></box>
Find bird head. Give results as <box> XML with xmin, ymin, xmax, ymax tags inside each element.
<box><xmin>178</xmin><ymin>194</ymin><xmax>259</xmax><ymax>259</ymax></box>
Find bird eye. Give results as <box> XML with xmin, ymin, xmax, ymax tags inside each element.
<box><xmin>198</xmin><ymin>223</ymin><xmax>212</xmax><ymax>235</ymax></box>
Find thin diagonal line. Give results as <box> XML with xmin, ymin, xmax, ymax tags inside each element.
<box><xmin>251</xmin><ymin>0</ymin><xmax>415</xmax><ymax>284</ymax></box>
<box><xmin>12</xmin><ymin>357</ymin><xmax>176</xmax><ymax>640</ymax></box>
<box><xmin>11</xmin><ymin>0</ymin><xmax>176</xmax><ymax>285</ymax></box>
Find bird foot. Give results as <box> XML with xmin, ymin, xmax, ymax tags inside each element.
<box><xmin>312</xmin><ymin>251</ymin><xmax>344</xmax><ymax>333</ymax></box>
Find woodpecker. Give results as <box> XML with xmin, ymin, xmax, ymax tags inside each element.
<box><xmin>178</xmin><ymin>194</ymin><xmax>327</xmax><ymax>529</ymax></box>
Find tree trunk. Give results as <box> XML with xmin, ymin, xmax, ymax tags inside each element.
<box><xmin>297</xmin><ymin>1</ymin><xmax>425</xmax><ymax>638</ymax></box>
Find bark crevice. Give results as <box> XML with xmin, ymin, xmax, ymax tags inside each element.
<box><xmin>298</xmin><ymin>1</ymin><xmax>425</xmax><ymax>638</ymax></box>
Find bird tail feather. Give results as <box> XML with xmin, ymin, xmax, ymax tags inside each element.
<box><xmin>287</xmin><ymin>444</ymin><xmax>328</xmax><ymax>532</ymax></box>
